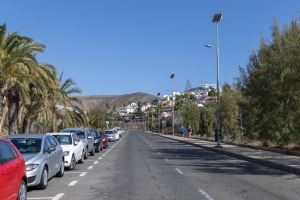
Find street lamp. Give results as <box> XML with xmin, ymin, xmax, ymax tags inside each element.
<box><xmin>204</xmin><ymin>13</ymin><xmax>223</xmax><ymax>147</ymax></box>
<box><xmin>170</xmin><ymin>74</ymin><xmax>175</xmax><ymax>137</ymax></box>
<box><xmin>157</xmin><ymin>92</ymin><xmax>160</xmax><ymax>133</ymax></box>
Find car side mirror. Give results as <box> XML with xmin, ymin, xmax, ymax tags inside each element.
<box><xmin>74</xmin><ymin>141</ymin><xmax>78</xmax><ymax>145</ymax></box>
<box><xmin>48</xmin><ymin>146</ymin><xmax>56</xmax><ymax>153</ymax></box>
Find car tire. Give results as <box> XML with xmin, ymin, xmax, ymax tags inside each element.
<box><xmin>106</xmin><ymin>143</ymin><xmax>108</xmax><ymax>148</ymax></box>
<box><xmin>36</xmin><ymin>166</ymin><xmax>48</xmax><ymax>190</ymax></box>
<box><xmin>90</xmin><ymin>147</ymin><xmax>95</xmax><ymax>156</ymax></box>
<box><xmin>78</xmin><ymin>150</ymin><xmax>84</xmax><ymax>164</ymax></box>
<box><xmin>68</xmin><ymin>154</ymin><xmax>76</xmax><ymax>170</ymax></box>
<box><xmin>84</xmin><ymin>147</ymin><xmax>88</xmax><ymax>159</ymax></box>
<box><xmin>100</xmin><ymin>144</ymin><xmax>103</xmax><ymax>151</ymax></box>
<box><xmin>17</xmin><ymin>179</ymin><xmax>27</xmax><ymax>200</ymax></box>
<box><xmin>56</xmin><ymin>159</ymin><xmax>65</xmax><ymax>177</ymax></box>
<box><xmin>96</xmin><ymin>144</ymin><xmax>100</xmax><ymax>152</ymax></box>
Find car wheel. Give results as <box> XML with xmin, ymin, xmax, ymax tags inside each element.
<box><xmin>90</xmin><ymin>147</ymin><xmax>95</xmax><ymax>156</ymax></box>
<box><xmin>36</xmin><ymin>166</ymin><xmax>48</xmax><ymax>190</ymax></box>
<box><xmin>84</xmin><ymin>147</ymin><xmax>88</xmax><ymax>159</ymax></box>
<box><xmin>78</xmin><ymin>150</ymin><xmax>84</xmax><ymax>164</ymax></box>
<box><xmin>96</xmin><ymin>144</ymin><xmax>100</xmax><ymax>152</ymax></box>
<box><xmin>17</xmin><ymin>180</ymin><xmax>27</xmax><ymax>200</ymax></box>
<box><xmin>100</xmin><ymin>144</ymin><xmax>103</xmax><ymax>151</ymax></box>
<box><xmin>106</xmin><ymin>143</ymin><xmax>108</xmax><ymax>148</ymax></box>
<box><xmin>68</xmin><ymin>154</ymin><xmax>76</xmax><ymax>170</ymax></box>
<box><xmin>56</xmin><ymin>159</ymin><xmax>65</xmax><ymax>177</ymax></box>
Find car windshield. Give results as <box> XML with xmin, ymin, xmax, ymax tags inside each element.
<box><xmin>9</xmin><ymin>138</ymin><xmax>42</xmax><ymax>153</ymax></box>
<box><xmin>105</xmin><ymin>131</ymin><xmax>113</xmax><ymax>134</ymax></box>
<box><xmin>62</xmin><ymin>130</ymin><xmax>85</xmax><ymax>139</ymax></box>
<box><xmin>52</xmin><ymin>135</ymin><xmax>72</xmax><ymax>145</ymax></box>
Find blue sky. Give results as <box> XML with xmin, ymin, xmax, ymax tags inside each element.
<box><xmin>0</xmin><ymin>1</ymin><xmax>298</xmax><ymax>96</ymax></box>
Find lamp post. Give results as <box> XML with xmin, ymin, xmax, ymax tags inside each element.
<box><xmin>204</xmin><ymin>13</ymin><xmax>223</xmax><ymax>147</ymax></box>
<box><xmin>157</xmin><ymin>92</ymin><xmax>160</xmax><ymax>133</ymax></box>
<box><xmin>170</xmin><ymin>74</ymin><xmax>175</xmax><ymax>137</ymax></box>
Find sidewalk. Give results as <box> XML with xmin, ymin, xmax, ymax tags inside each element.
<box><xmin>146</xmin><ymin>131</ymin><xmax>300</xmax><ymax>176</ymax></box>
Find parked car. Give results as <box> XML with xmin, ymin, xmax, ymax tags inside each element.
<box><xmin>0</xmin><ymin>137</ymin><xmax>27</xmax><ymax>200</ymax></box>
<box><xmin>6</xmin><ymin>134</ymin><xmax>65</xmax><ymax>189</ymax></box>
<box><xmin>110</xmin><ymin>129</ymin><xmax>120</xmax><ymax>140</ymax></box>
<box><xmin>104</xmin><ymin>130</ymin><xmax>117</xmax><ymax>142</ymax></box>
<box><xmin>47</xmin><ymin>132</ymin><xmax>85</xmax><ymax>169</ymax></box>
<box><xmin>113</xmin><ymin>127</ymin><xmax>122</xmax><ymax>138</ymax></box>
<box><xmin>99</xmin><ymin>131</ymin><xmax>108</xmax><ymax>148</ymax></box>
<box><xmin>61</xmin><ymin>128</ymin><xmax>95</xmax><ymax>159</ymax></box>
<box><xmin>89</xmin><ymin>130</ymin><xmax>103</xmax><ymax>152</ymax></box>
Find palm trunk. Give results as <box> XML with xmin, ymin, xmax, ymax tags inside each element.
<box><xmin>52</xmin><ymin>111</ymin><xmax>57</xmax><ymax>132</ymax></box>
<box><xmin>22</xmin><ymin>114</ymin><xmax>31</xmax><ymax>133</ymax></box>
<box><xmin>0</xmin><ymin>99</ymin><xmax>8</xmax><ymax>135</ymax></box>
<box><xmin>7</xmin><ymin>86</ymin><xmax>20</xmax><ymax>134</ymax></box>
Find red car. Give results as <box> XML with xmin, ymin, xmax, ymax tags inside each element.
<box><xmin>0</xmin><ymin>137</ymin><xmax>27</xmax><ymax>200</ymax></box>
<box><xmin>99</xmin><ymin>131</ymin><xmax>108</xmax><ymax>149</ymax></box>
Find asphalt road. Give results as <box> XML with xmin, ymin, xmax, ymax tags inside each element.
<box><xmin>27</xmin><ymin>130</ymin><xmax>300</xmax><ymax>200</ymax></box>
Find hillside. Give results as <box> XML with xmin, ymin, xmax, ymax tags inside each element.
<box><xmin>78</xmin><ymin>92</ymin><xmax>158</xmax><ymax>111</ymax></box>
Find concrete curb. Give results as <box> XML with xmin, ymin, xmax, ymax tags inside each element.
<box><xmin>148</xmin><ymin>132</ymin><xmax>300</xmax><ymax>176</ymax></box>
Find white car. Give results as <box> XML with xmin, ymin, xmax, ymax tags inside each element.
<box><xmin>113</xmin><ymin>127</ymin><xmax>123</xmax><ymax>137</ymax></box>
<box><xmin>110</xmin><ymin>129</ymin><xmax>120</xmax><ymax>140</ymax></box>
<box><xmin>105</xmin><ymin>130</ymin><xmax>119</xmax><ymax>142</ymax></box>
<box><xmin>48</xmin><ymin>132</ymin><xmax>85</xmax><ymax>170</ymax></box>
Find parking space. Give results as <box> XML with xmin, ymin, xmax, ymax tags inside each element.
<box><xmin>26</xmin><ymin>131</ymin><xmax>127</xmax><ymax>200</ymax></box>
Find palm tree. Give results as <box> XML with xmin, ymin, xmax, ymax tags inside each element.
<box><xmin>46</xmin><ymin>72</ymin><xmax>86</xmax><ymax>132</ymax></box>
<box><xmin>0</xmin><ymin>24</ymin><xmax>47</xmax><ymax>134</ymax></box>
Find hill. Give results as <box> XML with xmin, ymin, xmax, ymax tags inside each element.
<box><xmin>78</xmin><ymin>92</ymin><xmax>158</xmax><ymax>111</ymax></box>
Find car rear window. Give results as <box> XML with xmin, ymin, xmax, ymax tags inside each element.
<box><xmin>105</xmin><ymin>131</ymin><xmax>113</xmax><ymax>134</ymax></box>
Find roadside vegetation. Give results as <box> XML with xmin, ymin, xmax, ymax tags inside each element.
<box><xmin>160</xmin><ymin>14</ymin><xmax>300</xmax><ymax>149</ymax></box>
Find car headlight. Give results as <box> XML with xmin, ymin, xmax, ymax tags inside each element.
<box><xmin>94</xmin><ymin>139</ymin><xmax>98</xmax><ymax>143</ymax></box>
<box><xmin>26</xmin><ymin>164</ymin><xmax>39</xmax><ymax>171</ymax></box>
<box><xmin>64</xmin><ymin>151</ymin><xmax>70</xmax><ymax>156</ymax></box>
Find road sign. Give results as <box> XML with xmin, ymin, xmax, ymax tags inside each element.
<box><xmin>106</xmin><ymin>121</ymin><xmax>109</xmax><ymax>125</ymax></box>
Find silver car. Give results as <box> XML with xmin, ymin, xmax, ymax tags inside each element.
<box><xmin>6</xmin><ymin>134</ymin><xmax>65</xmax><ymax>189</ymax></box>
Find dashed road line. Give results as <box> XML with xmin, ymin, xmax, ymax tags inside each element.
<box><xmin>68</xmin><ymin>181</ymin><xmax>78</xmax><ymax>186</ymax></box>
<box><xmin>99</xmin><ymin>157</ymin><xmax>103</xmax><ymax>159</ymax></box>
<box><xmin>158</xmin><ymin>152</ymin><xmax>161</xmax><ymax>154</ymax></box>
<box><xmin>52</xmin><ymin>193</ymin><xmax>65</xmax><ymax>200</ymax></box>
<box><xmin>79</xmin><ymin>172</ymin><xmax>87</xmax><ymax>176</ymax></box>
<box><xmin>165</xmin><ymin>158</ymin><xmax>169</xmax><ymax>161</ymax></box>
<box><xmin>175</xmin><ymin>168</ymin><xmax>183</xmax><ymax>174</ymax></box>
<box><xmin>93</xmin><ymin>161</ymin><xmax>98</xmax><ymax>164</ymax></box>
<box><xmin>153</xmin><ymin>148</ymin><xmax>156</xmax><ymax>149</ymax></box>
<box><xmin>199</xmin><ymin>189</ymin><xmax>214</xmax><ymax>200</ymax></box>
<box><xmin>88</xmin><ymin>166</ymin><xmax>93</xmax><ymax>169</ymax></box>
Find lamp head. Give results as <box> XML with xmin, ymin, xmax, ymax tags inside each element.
<box><xmin>170</xmin><ymin>74</ymin><xmax>175</xmax><ymax>79</ymax></box>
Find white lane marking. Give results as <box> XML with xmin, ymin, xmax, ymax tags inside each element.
<box><xmin>79</xmin><ymin>172</ymin><xmax>87</xmax><ymax>176</ymax></box>
<box><xmin>27</xmin><ymin>197</ymin><xmax>52</xmax><ymax>199</ymax></box>
<box><xmin>52</xmin><ymin>193</ymin><xmax>65</xmax><ymax>200</ymax></box>
<box><xmin>165</xmin><ymin>158</ymin><xmax>169</xmax><ymax>161</ymax></box>
<box><xmin>68</xmin><ymin>181</ymin><xmax>78</xmax><ymax>186</ymax></box>
<box><xmin>153</xmin><ymin>148</ymin><xmax>156</xmax><ymax>149</ymax></box>
<box><xmin>99</xmin><ymin>157</ymin><xmax>103</xmax><ymax>159</ymax></box>
<box><xmin>175</xmin><ymin>168</ymin><xmax>183</xmax><ymax>174</ymax></box>
<box><xmin>93</xmin><ymin>161</ymin><xmax>98</xmax><ymax>164</ymax></box>
<box><xmin>102</xmin><ymin>154</ymin><xmax>106</xmax><ymax>156</ymax></box>
<box><xmin>199</xmin><ymin>189</ymin><xmax>214</xmax><ymax>200</ymax></box>
<box><xmin>88</xmin><ymin>166</ymin><xmax>93</xmax><ymax>169</ymax></box>
<box><xmin>158</xmin><ymin>152</ymin><xmax>161</xmax><ymax>154</ymax></box>
<box><xmin>85</xmin><ymin>160</ymin><xmax>98</xmax><ymax>161</ymax></box>
<box><xmin>64</xmin><ymin>172</ymin><xmax>83</xmax><ymax>174</ymax></box>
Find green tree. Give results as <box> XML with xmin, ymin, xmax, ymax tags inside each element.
<box><xmin>239</xmin><ymin>15</ymin><xmax>300</xmax><ymax>145</ymax></box>
<box><xmin>220</xmin><ymin>84</ymin><xmax>240</xmax><ymax>140</ymax></box>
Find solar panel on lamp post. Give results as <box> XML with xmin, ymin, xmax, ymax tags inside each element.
<box><xmin>205</xmin><ymin>13</ymin><xmax>223</xmax><ymax>148</ymax></box>
<box><xmin>170</xmin><ymin>74</ymin><xmax>175</xmax><ymax>137</ymax></box>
